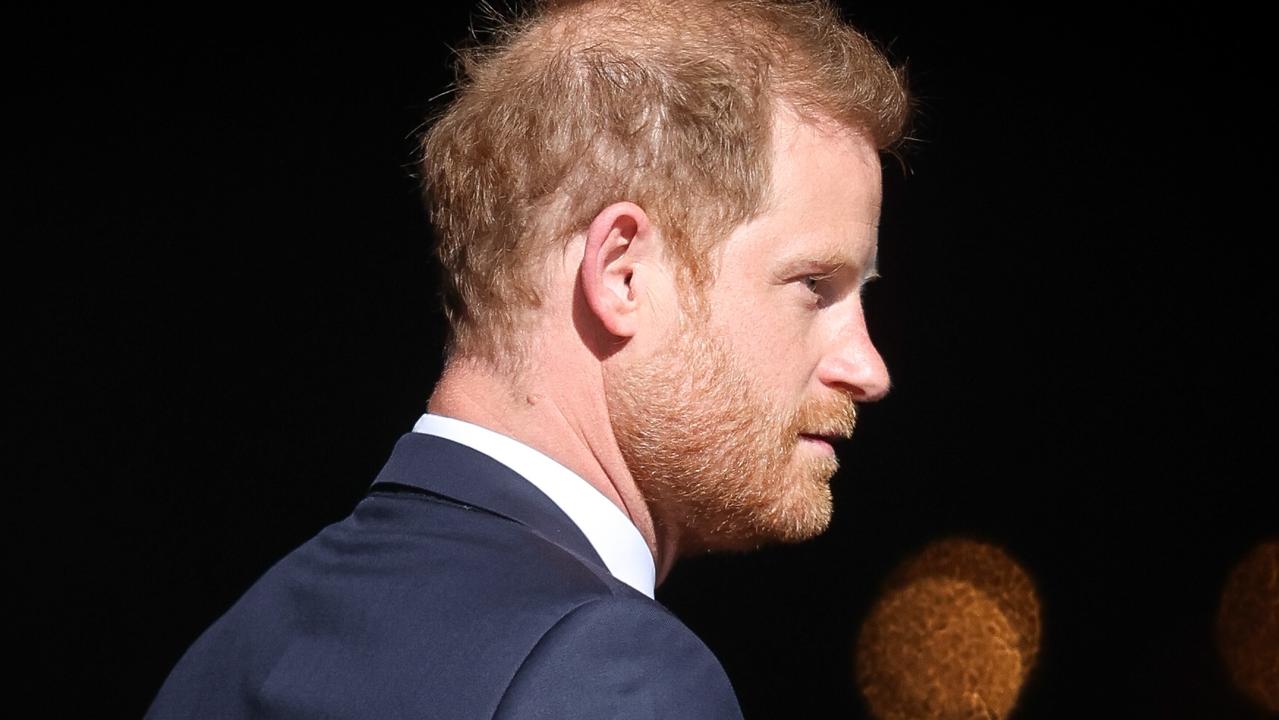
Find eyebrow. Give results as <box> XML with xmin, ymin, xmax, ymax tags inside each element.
<box><xmin>774</xmin><ymin>245</ymin><xmax>880</xmax><ymax>283</ymax></box>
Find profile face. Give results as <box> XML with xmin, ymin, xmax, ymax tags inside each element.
<box><xmin>608</xmin><ymin>109</ymin><xmax>889</xmax><ymax>552</ymax></box>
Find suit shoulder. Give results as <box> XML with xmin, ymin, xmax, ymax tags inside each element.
<box><xmin>495</xmin><ymin>596</ymin><xmax>744</xmax><ymax>720</ymax></box>
<box><xmin>334</xmin><ymin>488</ymin><xmax>634</xmax><ymax>602</ymax></box>
<box><xmin>148</xmin><ymin>490</ymin><xmax>649</xmax><ymax>719</ymax></box>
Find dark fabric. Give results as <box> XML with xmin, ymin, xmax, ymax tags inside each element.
<box><xmin>146</xmin><ymin>433</ymin><xmax>743</xmax><ymax>719</ymax></box>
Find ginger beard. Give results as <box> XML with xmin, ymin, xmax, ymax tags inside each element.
<box><xmin>605</xmin><ymin>312</ymin><xmax>857</xmax><ymax>553</ymax></box>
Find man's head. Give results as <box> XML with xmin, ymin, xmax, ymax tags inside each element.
<box><xmin>604</xmin><ymin>109</ymin><xmax>888</xmax><ymax>550</ymax></box>
<box><xmin>421</xmin><ymin>0</ymin><xmax>908</xmax><ymax>362</ymax></box>
<box><xmin>420</xmin><ymin>0</ymin><xmax>908</xmax><ymax>552</ymax></box>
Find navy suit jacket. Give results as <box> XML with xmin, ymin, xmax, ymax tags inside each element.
<box><xmin>147</xmin><ymin>432</ymin><xmax>744</xmax><ymax>719</ymax></box>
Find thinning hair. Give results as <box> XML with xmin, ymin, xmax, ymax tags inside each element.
<box><xmin>420</xmin><ymin>0</ymin><xmax>910</xmax><ymax>365</ymax></box>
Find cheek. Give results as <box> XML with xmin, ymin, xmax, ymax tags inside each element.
<box><xmin>708</xmin><ymin>285</ymin><xmax>818</xmax><ymax>390</ymax></box>
<box><xmin>740</xmin><ymin>331</ymin><xmax>823</xmax><ymax>401</ymax></box>
<box><xmin>747</xmin><ymin>292</ymin><xmax>817</xmax><ymax>342</ymax></box>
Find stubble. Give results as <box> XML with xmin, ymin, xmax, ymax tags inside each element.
<box><xmin>606</xmin><ymin>316</ymin><xmax>857</xmax><ymax>553</ymax></box>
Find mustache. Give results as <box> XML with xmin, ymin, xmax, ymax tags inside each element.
<box><xmin>792</xmin><ymin>394</ymin><xmax>858</xmax><ymax>439</ymax></box>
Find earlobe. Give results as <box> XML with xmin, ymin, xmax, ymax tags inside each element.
<box><xmin>580</xmin><ymin>202</ymin><xmax>651</xmax><ymax>339</ymax></box>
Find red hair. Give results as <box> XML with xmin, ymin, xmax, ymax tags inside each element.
<box><xmin>420</xmin><ymin>0</ymin><xmax>910</xmax><ymax>364</ymax></box>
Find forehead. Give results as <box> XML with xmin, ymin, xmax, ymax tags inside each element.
<box><xmin>716</xmin><ymin>111</ymin><xmax>883</xmax><ymax>270</ymax></box>
<box><xmin>774</xmin><ymin>112</ymin><xmax>881</xmax><ymax>201</ymax></box>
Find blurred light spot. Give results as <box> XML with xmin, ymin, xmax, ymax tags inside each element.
<box><xmin>1216</xmin><ymin>538</ymin><xmax>1278</xmax><ymax>714</ymax></box>
<box><xmin>889</xmin><ymin>537</ymin><xmax>1041</xmax><ymax>676</ymax></box>
<box><xmin>856</xmin><ymin>538</ymin><xmax>1041</xmax><ymax>720</ymax></box>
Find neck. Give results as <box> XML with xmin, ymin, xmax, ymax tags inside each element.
<box><xmin>426</xmin><ymin>356</ymin><xmax>682</xmax><ymax>585</ymax></box>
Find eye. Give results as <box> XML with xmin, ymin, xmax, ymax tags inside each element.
<box><xmin>797</xmin><ymin>273</ymin><xmax>835</xmax><ymax>308</ymax></box>
<box><xmin>801</xmin><ymin>273</ymin><xmax>835</xmax><ymax>294</ymax></box>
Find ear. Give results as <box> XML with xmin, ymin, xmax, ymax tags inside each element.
<box><xmin>579</xmin><ymin>201</ymin><xmax>652</xmax><ymax>339</ymax></box>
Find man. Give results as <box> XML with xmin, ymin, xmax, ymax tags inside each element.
<box><xmin>148</xmin><ymin>0</ymin><xmax>908</xmax><ymax>717</ymax></box>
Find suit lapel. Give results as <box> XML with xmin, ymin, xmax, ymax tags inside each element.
<box><xmin>369</xmin><ymin>433</ymin><xmax>606</xmax><ymax>571</ymax></box>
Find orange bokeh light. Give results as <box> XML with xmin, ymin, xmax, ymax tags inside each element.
<box><xmin>855</xmin><ymin>538</ymin><xmax>1041</xmax><ymax>720</ymax></box>
<box><xmin>1216</xmin><ymin>539</ymin><xmax>1278</xmax><ymax>714</ymax></box>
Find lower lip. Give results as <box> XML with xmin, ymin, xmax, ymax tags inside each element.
<box><xmin>799</xmin><ymin>435</ymin><xmax>835</xmax><ymax>454</ymax></box>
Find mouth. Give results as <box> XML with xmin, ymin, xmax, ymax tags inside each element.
<box><xmin>798</xmin><ymin>433</ymin><xmax>841</xmax><ymax>453</ymax></box>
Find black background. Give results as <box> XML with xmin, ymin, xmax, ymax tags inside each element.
<box><xmin>13</xmin><ymin>3</ymin><xmax>1276</xmax><ymax>718</ymax></box>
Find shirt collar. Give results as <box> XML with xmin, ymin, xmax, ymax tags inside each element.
<box><xmin>411</xmin><ymin>413</ymin><xmax>656</xmax><ymax>598</ymax></box>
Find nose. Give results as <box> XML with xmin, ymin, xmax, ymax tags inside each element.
<box><xmin>816</xmin><ymin>303</ymin><xmax>890</xmax><ymax>402</ymax></box>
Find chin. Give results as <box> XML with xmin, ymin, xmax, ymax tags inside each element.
<box><xmin>698</xmin><ymin>508</ymin><xmax>833</xmax><ymax>553</ymax></box>
<box><xmin>695</xmin><ymin>461</ymin><xmax>838</xmax><ymax>552</ymax></box>
<box><xmin>770</xmin><ymin>454</ymin><xmax>839</xmax><ymax>539</ymax></box>
<box><xmin>767</xmin><ymin>487</ymin><xmax>835</xmax><ymax>544</ymax></box>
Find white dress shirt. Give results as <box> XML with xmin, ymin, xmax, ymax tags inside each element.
<box><xmin>411</xmin><ymin>413</ymin><xmax>657</xmax><ymax>598</ymax></box>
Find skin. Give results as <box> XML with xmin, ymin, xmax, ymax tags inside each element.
<box><xmin>429</xmin><ymin>107</ymin><xmax>890</xmax><ymax>585</ymax></box>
